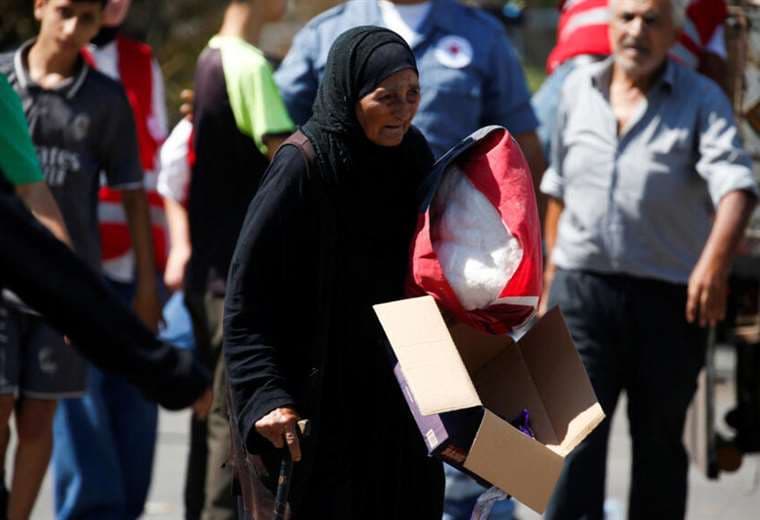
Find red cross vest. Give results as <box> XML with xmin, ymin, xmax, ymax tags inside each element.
<box><xmin>546</xmin><ymin>0</ymin><xmax>728</xmax><ymax>74</ymax></box>
<box><xmin>83</xmin><ymin>36</ymin><xmax>168</xmax><ymax>281</ymax></box>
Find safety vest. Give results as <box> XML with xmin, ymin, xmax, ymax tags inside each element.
<box><xmin>83</xmin><ymin>36</ymin><xmax>168</xmax><ymax>281</ymax></box>
<box><xmin>546</xmin><ymin>0</ymin><xmax>727</xmax><ymax>74</ymax></box>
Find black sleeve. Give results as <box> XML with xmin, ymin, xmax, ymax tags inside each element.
<box><xmin>0</xmin><ymin>186</ymin><xmax>209</xmax><ymax>410</ymax></box>
<box><xmin>223</xmin><ymin>145</ymin><xmax>314</xmax><ymax>452</ymax></box>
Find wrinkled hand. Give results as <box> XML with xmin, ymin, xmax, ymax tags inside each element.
<box><xmin>192</xmin><ymin>388</ymin><xmax>213</xmax><ymax>419</ymax></box>
<box><xmin>133</xmin><ymin>286</ymin><xmax>162</xmax><ymax>333</ymax></box>
<box><xmin>686</xmin><ymin>259</ymin><xmax>728</xmax><ymax>328</ymax></box>
<box><xmin>255</xmin><ymin>407</ymin><xmax>302</xmax><ymax>462</ymax></box>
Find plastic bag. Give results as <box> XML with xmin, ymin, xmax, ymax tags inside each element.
<box><xmin>407</xmin><ymin>126</ymin><xmax>542</xmax><ymax>334</ymax></box>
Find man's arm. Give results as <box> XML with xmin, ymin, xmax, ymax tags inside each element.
<box><xmin>514</xmin><ymin>130</ymin><xmax>548</xmax><ymax>222</ymax></box>
<box><xmin>163</xmin><ymin>196</ymin><xmax>191</xmax><ymax>292</ymax></box>
<box><xmin>263</xmin><ymin>135</ymin><xmax>288</xmax><ymax>160</ymax></box>
<box><xmin>687</xmin><ymin>190</ymin><xmax>757</xmax><ymax>327</ymax></box>
<box><xmin>16</xmin><ymin>181</ymin><xmax>72</xmax><ymax>248</ymax></box>
<box><xmin>539</xmin><ymin>196</ymin><xmax>564</xmax><ymax>314</ymax></box>
<box><xmin>121</xmin><ymin>188</ymin><xmax>161</xmax><ymax>332</ymax></box>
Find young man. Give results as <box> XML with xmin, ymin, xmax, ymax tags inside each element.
<box><xmin>0</xmin><ymin>1</ymin><xmax>161</xmax><ymax>518</ymax></box>
<box><xmin>49</xmin><ymin>1</ymin><xmax>173</xmax><ymax>518</ymax></box>
<box><xmin>184</xmin><ymin>1</ymin><xmax>293</xmax><ymax>518</ymax></box>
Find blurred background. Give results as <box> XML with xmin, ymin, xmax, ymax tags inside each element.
<box><xmin>0</xmin><ymin>0</ymin><xmax>559</xmax><ymax>124</ymax></box>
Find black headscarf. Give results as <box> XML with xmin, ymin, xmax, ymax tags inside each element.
<box><xmin>301</xmin><ymin>26</ymin><xmax>429</xmax><ymax>185</ymax></box>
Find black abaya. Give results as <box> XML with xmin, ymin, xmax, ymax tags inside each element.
<box><xmin>223</xmin><ymin>26</ymin><xmax>444</xmax><ymax>518</ymax></box>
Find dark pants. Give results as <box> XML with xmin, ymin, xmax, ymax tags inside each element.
<box><xmin>184</xmin><ymin>291</ymin><xmax>235</xmax><ymax>520</ymax></box>
<box><xmin>544</xmin><ymin>269</ymin><xmax>707</xmax><ymax>520</ymax></box>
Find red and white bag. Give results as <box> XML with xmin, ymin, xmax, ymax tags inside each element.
<box><xmin>407</xmin><ymin>126</ymin><xmax>542</xmax><ymax>334</ymax></box>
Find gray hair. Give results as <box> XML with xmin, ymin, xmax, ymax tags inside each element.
<box><xmin>609</xmin><ymin>0</ymin><xmax>688</xmax><ymax>29</ymax></box>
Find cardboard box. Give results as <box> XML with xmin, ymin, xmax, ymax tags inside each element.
<box><xmin>373</xmin><ymin>296</ymin><xmax>605</xmax><ymax>513</ymax></box>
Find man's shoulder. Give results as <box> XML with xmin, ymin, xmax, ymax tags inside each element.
<box><xmin>303</xmin><ymin>2</ymin><xmax>363</xmax><ymax>30</ymax></box>
<box><xmin>0</xmin><ymin>51</ymin><xmax>16</xmax><ymax>78</ymax></box>
<box><xmin>209</xmin><ymin>37</ymin><xmax>268</xmax><ymax>69</ymax></box>
<box><xmin>80</xmin><ymin>65</ymin><xmax>129</xmax><ymax>102</ymax></box>
<box><xmin>562</xmin><ymin>61</ymin><xmax>598</xmax><ymax>94</ymax></box>
<box><xmin>669</xmin><ymin>60</ymin><xmax>722</xmax><ymax>99</ymax></box>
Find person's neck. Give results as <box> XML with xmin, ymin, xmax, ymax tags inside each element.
<box><xmin>218</xmin><ymin>3</ymin><xmax>263</xmax><ymax>45</ymax></box>
<box><xmin>27</xmin><ymin>37</ymin><xmax>80</xmax><ymax>88</ymax></box>
<box><xmin>610</xmin><ymin>62</ymin><xmax>663</xmax><ymax>94</ymax></box>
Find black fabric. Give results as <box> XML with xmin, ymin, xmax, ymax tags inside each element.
<box><xmin>91</xmin><ymin>25</ymin><xmax>120</xmax><ymax>47</ymax></box>
<box><xmin>301</xmin><ymin>26</ymin><xmax>419</xmax><ymax>186</ymax></box>
<box><xmin>186</xmin><ymin>46</ymin><xmax>270</xmax><ymax>293</ymax></box>
<box><xmin>223</xmin><ymin>130</ymin><xmax>442</xmax><ymax>516</ymax></box>
<box><xmin>545</xmin><ymin>269</ymin><xmax>707</xmax><ymax>520</ymax></box>
<box><xmin>356</xmin><ymin>39</ymin><xmax>417</xmax><ymax>100</ymax></box>
<box><xmin>0</xmin><ymin>180</ymin><xmax>209</xmax><ymax>410</ymax></box>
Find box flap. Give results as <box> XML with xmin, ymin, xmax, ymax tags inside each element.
<box><xmin>449</xmin><ymin>323</ymin><xmax>514</xmax><ymax>375</ymax></box>
<box><xmin>472</xmin><ymin>342</ymin><xmax>556</xmax><ymax>444</ymax></box>
<box><xmin>464</xmin><ymin>410</ymin><xmax>564</xmax><ymax>514</ymax></box>
<box><xmin>374</xmin><ymin>296</ymin><xmax>481</xmax><ymax>415</ymax></box>
<box><xmin>518</xmin><ymin>307</ymin><xmax>606</xmax><ymax>454</ymax></box>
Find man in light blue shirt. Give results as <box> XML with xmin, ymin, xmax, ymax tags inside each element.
<box><xmin>541</xmin><ymin>0</ymin><xmax>757</xmax><ymax>518</ymax></box>
<box><xmin>275</xmin><ymin>0</ymin><xmax>545</xmax><ymax>188</ymax></box>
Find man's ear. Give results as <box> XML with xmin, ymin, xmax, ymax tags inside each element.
<box><xmin>33</xmin><ymin>0</ymin><xmax>48</xmax><ymax>22</ymax></box>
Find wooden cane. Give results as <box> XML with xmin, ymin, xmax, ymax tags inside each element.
<box><xmin>273</xmin><ymin>419</ymin><xmax>310</xmax><ymax>520</ymax></box>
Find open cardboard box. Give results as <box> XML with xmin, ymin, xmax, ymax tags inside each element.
<box><xmin>373</xmin><ymin>296</ymin><xmax>605</xmax><ymax>513</ymax></box>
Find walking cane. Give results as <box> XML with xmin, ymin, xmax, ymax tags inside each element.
<box><xmin>273</xmin><ymin>419</ymin><xmax>310</xmax><ymax>520</ymax></box>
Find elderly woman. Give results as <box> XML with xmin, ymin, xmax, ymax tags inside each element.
<box><xmin>223</xmin><ymin>27</ymin><xmax>444</xmax><ymax>518</ymax></box>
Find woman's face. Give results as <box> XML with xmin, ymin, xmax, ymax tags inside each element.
<box><xmin>355</xmin><ymin>69</ymin><xmax>421</xmax><ymax>147</ymax></box>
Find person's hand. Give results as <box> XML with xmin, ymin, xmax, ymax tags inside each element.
<box><xmin>686</xmin><ymin>258</ymin><xmax>728</xmax><ymax>328</ymax></box>
<box><xmin>538</xmin><ymin>265</ymin><xmax>555</xmax><ymax>317</ymax></box>
<box><xmin>180</xmin><ymin>89</ymin><xmax>194</xmax><ymax>120</ymax></box>
<box><xmin>255</xmin><ymin>406</ymin><xmax>302</xmax><ymax>462</ymax></box>
<box><xmin>133</xmin><ymin>285</ymin><xmax>162</xmax><ymax>333</ymax></box>
<box><xmin>164</xmin><ymin>246</ymin><xmax>190</xmax><ymax>292</ymax></box>
<box><xmin>192</xmin><ymin>388</ymin><xmax>213</xmax><ymax>419</ymax></box>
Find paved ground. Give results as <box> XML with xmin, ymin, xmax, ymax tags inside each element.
<box><xmin>20</xmin><ymin>347</ymin><xmax>760</xmax><ymax>519</ymax></box>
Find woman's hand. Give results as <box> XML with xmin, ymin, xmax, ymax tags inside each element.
<box><xmin>255</xmin><ymin>407</ymin><xmax>302</xmax><ymax>462</ymax></box>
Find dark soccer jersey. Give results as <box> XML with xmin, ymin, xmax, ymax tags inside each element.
<box><xmin>0</xmin><ymin>41</ymin><xmax>143</xmax><ymax>270</ymax></box>
<box><xmin>186</xmin><ymin>36</ymin><xmax>293</xmax><ymax>291</ymax></box>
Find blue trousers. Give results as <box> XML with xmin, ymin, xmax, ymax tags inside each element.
<box><xmin>51</xmin><ymin>286</ymin><xmax>193</xmax><ymax>519</ymax></box>
<box><xmin>544</xmin><ymin>270</ymin><xmax>706</xmax><ymax>520</ymax></box>
<box><xmin>52</xmin><ymin>365</ymin><xmax>158</xmax><ymax>520</ymax></box>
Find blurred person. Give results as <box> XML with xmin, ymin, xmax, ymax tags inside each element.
<box><xmin>0</xmin><ymin>0</ymin><xmax>162</xmax><ymax>518</ymax></box>
<box><xmin>532</xmin><ymin>0</ymin><xmax>729</xmax><ymax>159</ymax></box>
<box><xmin>183</xmin><ymin>1</ymin><xmax>294</xmax><ymax>518</ymax></box>
<box><xmin>0</xmin><ymin>170</ymin><xmax>208</xmax><ymax>414</ymax></box>
<box><xmin>158</xmin><ymin>117</ymin><xmax>193</xmax><ymax>294</ymax></box>
<box><xmin>0</xmin><ymin>74</ymin><xmax>70</xmax><ymax>249</ymax></box>
<box><xmin>540</xmin><ymin>0</ymin><xmax>758</xmax><ymax>518</ymax></box>
<box><xmin>0</xmin><ymin>71</ymin><xmax>72</xmax><ymax>519</ymax></box>
<box><xmin>274</xmin><ymin>2</ymin><xmax>544</xmax><ymax>517</ymax></box>
<box><xmin>224</xmin><ymin>25</ymin><xmax>444</xmax><ymax>519</ymax></box>
<box><xmin>48</xmin><ymin>0</ymin><xmax>174</xmax><ymax>517</ymax></box>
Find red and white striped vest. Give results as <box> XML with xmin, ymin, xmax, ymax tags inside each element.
<box><xmin>83</xmin><ymin>36</ymin><xmax>168</xmax><ymax>281</ymax></box>
<box><xmin>546</xmin><ymin>0</ymin><xmax>728</xmax><ymax>74</ymax></box>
